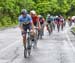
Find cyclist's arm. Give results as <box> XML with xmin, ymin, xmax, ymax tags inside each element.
<box><xmin>37</xmin><ymin>17</ymin><xmax>41</xmax><ymax>29</ymax></box>
<box><xmin>18</xmin><ymin>17</ymin><xmax>24</xmax><ymax>32</ymax></box>
<box><xmin>31</xmin><ymin>22</ymin><xmax>34</xmax><ymax>31</ymax></box>
<box><xmin>19</xmin><ymin>23</ymin><xmax>24</xmax><ymax>31</ymax></box>
<box><xmin>28</xmin><ymin>15</ymin><xmax>34</xmax><ymax>31</ymax></box>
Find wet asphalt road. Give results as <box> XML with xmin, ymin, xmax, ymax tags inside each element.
<box><xmin>0</xmin><ymin>23</ymin><xmax>75</xmax><ymax>63</ymax></box>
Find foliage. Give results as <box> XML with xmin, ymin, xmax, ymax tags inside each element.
<box><xmin>0</xmin><ymin>0</ymin><xmax>75</xmax><ymax>27</ymax></box>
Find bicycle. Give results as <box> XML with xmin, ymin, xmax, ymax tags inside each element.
<box><xmin>24</xmin><ymin>29</ymin><xmax>32</xmax><ymax>58</ymax></box>
<box><xmin>47</xmin><ymin>22</ymin><xmax>53</xmax><ymax>35</ymax></box>
<box><xmin>39</xmin><ymin>24</ymin><xmax>44</xmax><ymax>39</ymax></box>
<box><xmin>60</xmin><ymin>21</ymin><xmax>64</xmax><ymax>31</ymax></box>
<box><xmin>57</xmin><ymin>21</ymin><xmax>60</xmax><ymax>32</ymax></box>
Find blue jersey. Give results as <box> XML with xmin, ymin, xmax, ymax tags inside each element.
<box><xmin>46</xmin><ymin>16</ymin><xmax>54</xmax><ymax>22</ymax></box>
<box><xmin>18</xmin><ymin>14</ymin><xmax>32</xmax><ymax>25</ymax></box>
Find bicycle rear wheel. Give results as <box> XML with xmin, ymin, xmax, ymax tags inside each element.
<box><xmin>33</xmin><ymin>38</ymin><xmax>37</xmax><ymax>49</ymax></box>
<box><xmin>39</xmin><ymin>30</ymin><xmax>43</xmax><ymax>39</ymax></box>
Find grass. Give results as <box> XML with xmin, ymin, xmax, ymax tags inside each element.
<box><xmin>71</xmin><ymin>27</ymin><xmax>75</xmax><ymax>32</ymax></box>
<box><xmin>0</xmin><ymin>23</ymin><xmax>18</xmax><ymax>30</ymax></box>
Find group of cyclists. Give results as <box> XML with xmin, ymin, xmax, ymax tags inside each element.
<box><xmin>18</xmin><ymin>9</ymin><xmax>66</xmax><ymax>58</ymax></box>
<box><xmin>46</xmin><ymin>14</ymin><xmax>65</xmax><ymax>32</ymax></box>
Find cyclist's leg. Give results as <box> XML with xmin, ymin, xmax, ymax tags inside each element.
<box><xmin>52</xmin><ymin>21</ymin><xmax>55</xmax><ymax>30</ymax></box>
<box><xmin>57</xmin><ymin>21</ymin><xmax>60</xmax><ymax>32</ymax></box>
<box><xmin>61</xmin><ymin>21</ymin><xmax>64</xmax><ymax>30</ymax></box>
<box><xmin>47</xmin><ymin>21</ymin><xmax>50</xmax><ymax>31</ymax></box>
<box><xmin>22</xmin><ymin>29</ymin><xmax>27</xmax><ymax>48</ymax></box>
<box><xmin>50</xmin><ymin>22</ymin><xmax>53</xmax><ymax>32</ymax></box>
<box><xmin>34</xmin><ymin>22</ymin><xmax>39</xmax><ymax>39</ymax></box>
<box><xmin>22</xmin><ymin>25</ymin><xmax>31</xmax><ymax>48</ymax></box>
<box><xmin>48</xmin><ymin>22</ymin><xmax>52</xmax><ymax>34</ymax></box>
<box><xmin>40</xmin><ymin>23</ymin><xmax>43</xmax><ymax>34</ymax></box>
<box><xmin>42</xmin><ymin>23</ymin><xmax>44</xmax><ymax>35</ymax></box>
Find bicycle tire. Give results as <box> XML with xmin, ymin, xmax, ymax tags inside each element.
<box><xmin>27</xmin><ymin>37</ymin><xmax>31</xmax><ymax>56</ymax></box>
<box><xmin>28</xmin><ymin>49</ymin><xmax>31</xmax><ymax>56</ymax></box>
<box><xmin>39</xmin><ymin>30</ymin><xmax>42</xmax><ymax>39</ymax></box>
<box><xmin>24</xmin><ymin>48</ymin><xmax>27</xmax><ymax>58</ymax></box>
<box><xmin>34</xmin><ymin>39</ymin><xmax>37</xmax><ymax>48</ymax></box>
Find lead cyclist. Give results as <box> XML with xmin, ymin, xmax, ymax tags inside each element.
<box><xmin>18</xmin><ymin>9</ymin><xmax>34</xmax><ymax>49</ymax></box>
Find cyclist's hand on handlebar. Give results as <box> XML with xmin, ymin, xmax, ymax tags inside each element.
<box><xmin>30</xmin><ymin>29</ymin><xmax>34</xmax><ymax>33</ymax></box>
<box><xmin>30</xmin><ymin>29</ymin><xmax>35</xmax><ymax>36</ymax></box>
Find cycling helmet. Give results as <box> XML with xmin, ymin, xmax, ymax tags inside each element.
<box><xmin>21</xmin><ymin>9</ymin><xmax>27</xmax><ymax>14</ymax></box>
<box><xmin>56</xmin><ymin>16</ymin><xmax>58</xmax><ymax>18</ymax></box>
<box><xmin>30</xmin><ymin>10</ymin><xmax>36</xmax><ymax>15</ymax></box>
<box><xmin>47</xmin><ymin>14</ymin><xmax>50</xmax><ymax>17</ymax></box>
<box><xmin>38</xmin><ymin>15</ymin><xmax>43</xmax><ymax>19</ymax></box>
<box><xmin>38</xmin><ymin>15</ymin><xmax>42</xmax><ymax>17</ymax></box>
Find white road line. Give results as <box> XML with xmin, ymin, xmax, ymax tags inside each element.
<box><xmin>64</xmin><ymin>27</ymin><xmax>75</xmax><ymax>52</ymax></box>
<box><xmin>66</xmin><ymin>32</ymin><xmax>75</xmax><ymax>52</ymax></box>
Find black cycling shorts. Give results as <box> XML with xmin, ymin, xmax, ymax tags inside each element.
<box><xmin>21</xmin><ymin>24</ymin><xmax>31</xmax><ymax>35</ymax></box>
<box><xmin>47</xmin><ymin>21</ymin><xmax>51</xmax><ymax>24</ymax></box>
<box><xmin>34</xmin><ymin>22</ymin><xmax>38</xmax><ymax>27</ymax></box>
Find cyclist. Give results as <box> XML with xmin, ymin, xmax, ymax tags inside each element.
<box><xmin>18</xmin><ymin>9</ymin><xmax>34</xmax><ymax>48</ymax></box>
<box><xmin>30</xmin><ymin>10</ymin><xmax>41</xmax><ymax>39</ymax></box>
<box><xmin>38</xmin><ymin>15</ymin><xmax>45</xmax><ymax>36</ymax></box>
<box><xmin>59</xmin><ymin>15</ymin><xmax>64</xmax><ymax>30</ymax></box>
<box><xmin>55</xmin><ymin>15</ymin><xmax>60</xmax><ymax>32</ymax></box>
<box><xmin>46</xmin><ymin>14</ymin><xmax>53</xmax><ymax>34</ymax></box>
<box><xmin>30</xmin><ymin>10</ymin><xmax>41</xmax><ymax>29</ymax></box>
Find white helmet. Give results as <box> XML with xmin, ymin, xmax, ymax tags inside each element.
<box><xmin>38</xmin><ymin>15</ymin><xmax>41</xmax><ymax>17</ymax></box>
<box><xmin>47</xmin><ymin>14</ymin><xmax>50</xmax><ymax>17</ymax></box>
<box><xmin>56</xmin><ymin>16</ymin><xmax>58</xmax><ymax>18</ymax></box>
<box><xmin>30</xmin><ymin>10</ymin><xmax>36</xmax><ymax>14</ymax></box>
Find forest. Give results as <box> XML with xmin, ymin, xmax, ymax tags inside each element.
<box><xmin>0</xmin><ymin>0</ymin><xmax>75</xmax><ymax>27</ymax></box>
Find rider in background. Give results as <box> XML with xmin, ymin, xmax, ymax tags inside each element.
<box><xmin>18</xmin><ymin>9</ymin><xmax>34</xmax><ymax>48</ymax></box>
<box><xmin>55</xmin><ymin>15</ymin><xmax>60</xmax><ymax>32</ymax></box>
<box><xmin>59</xmin><ymin>15</ymin><xmax>64</xmax><ymax>30</ymax></box>
<box><xmin>68</xmin><ymin>17</ymin><xmax>72</xmax><ymax>26</ymax></box>
<box><xmin>38</xmin><ymin>15</ymin><xmax>45</xmax><ymax>35</ymax></box>
<box><xmin>46</xmin><ymin>14</ymin><xmax>53</xmax><ymax>33</ymax></box>
<box><xmin>55</xmin><ymin>15</ymin><xmax>64</xmax><ymax>31</ymax></box>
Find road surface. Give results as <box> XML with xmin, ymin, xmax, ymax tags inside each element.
<box><xmin>0</xmin><ymin>24</ymin><xmax>75</xmax><ymax>63</ymax></box>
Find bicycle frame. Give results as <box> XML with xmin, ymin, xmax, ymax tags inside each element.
<box><xmin>24</xmin><ymin>29</ymin><xmax>32</xmax><ymax>58</ymax></box>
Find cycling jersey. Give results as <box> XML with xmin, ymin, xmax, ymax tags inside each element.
<box><xmin>18</xmin><ymin>14</ymin><xmax>32</xmax><ymax>34</ymax></box>
<box><xmin>31</xmin><ymin>15</ymin><xmax>39</xmax><ymax>26</ymax></box>
<box><xmin>39</xmin><ymin>18</ymin><xmax>44</xmax><ymax>24</ymax></box>
<box><xmin>32</xmin><ymin>16</ymin><xmax>38</xmax><ymax>23</ymax></box>
<box><xmin>46</xmin><ymin>16</ymin><xmax>54</xmax><ymax>22</ymax></box>
<box><xmin>18</xmin><ymin>14</ymin><xmax>32</xmax><ymax>25</ymax></box>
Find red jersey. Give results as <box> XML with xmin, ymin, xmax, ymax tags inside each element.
<box><xmin>32</xmin><ymin>16</ymin><xmax>39</xmax><ymax>24</ymax></box>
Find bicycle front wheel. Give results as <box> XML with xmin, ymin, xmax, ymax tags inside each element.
<box><xmin>24</xmin><ymin>48</ymin><xmax>27</xmax><ymax>58</ymax></box>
